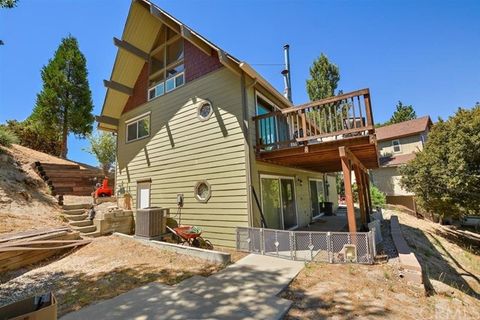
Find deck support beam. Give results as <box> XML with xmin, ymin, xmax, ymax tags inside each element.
<box><xmin>340</xmin><ymin>147</ymin><xmax>357</xmax><ymax>233</ymax></box>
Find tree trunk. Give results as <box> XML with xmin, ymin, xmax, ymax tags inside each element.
<box><xmin>60</xmin><ymin>107</ymin><xmax>68</xmax><ymax>158</ymax></box>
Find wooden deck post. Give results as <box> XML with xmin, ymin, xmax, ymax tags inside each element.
<box><xmin>354</xmin><ymin>165</ymin><xmax>367</xmax><ymax>229</ymax></box>
<box><xmin>364</xmin><ymin>170</ymin><xmax>372</xmax><ymax>223</ymax></box>
<box><xmin>339</xmin><ymin>147</ymin><xmax>357</xmax><ymax>233</ymax></box>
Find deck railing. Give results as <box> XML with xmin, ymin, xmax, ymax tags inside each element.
<box><xmin>252</xmin><ymin>88</ymin><xmax>374</xmax><ymax>152</ymax></box>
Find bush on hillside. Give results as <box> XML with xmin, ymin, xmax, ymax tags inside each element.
<box><xmin>0</xmin><ymin>126</ymin><xmax>18</xmax><ymax>147</ymax></box>
<box><xmin>4</xmin><ymin>120</ymin><xmax>62</xmax><ymax>156</ymax></box>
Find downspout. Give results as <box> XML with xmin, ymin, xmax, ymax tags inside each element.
<box><xmin>113</xmin><ymin>131</ymin><xmax>119</xmax><ymax>208</ymax></box>
<box><xmin>241</xmin><ymin>71</ymin><xmax>255</xmax><ymax>228</ymax></box>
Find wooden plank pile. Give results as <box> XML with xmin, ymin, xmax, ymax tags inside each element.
<box><xmin>0</xmin><ymin>227</ymin><xmax>91</xmax><ymax>272</ymax></box>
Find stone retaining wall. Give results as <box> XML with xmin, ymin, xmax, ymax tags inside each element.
<box><xmin>93</xmin><ymin>210</ymin><xmax>134</xmax><ymax>236</ymax></box>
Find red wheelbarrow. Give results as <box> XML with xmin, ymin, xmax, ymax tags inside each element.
<box><xmin>166</xmin><ymin>225</ymin><xmax>213</xmax><ymax>250</ymax></box>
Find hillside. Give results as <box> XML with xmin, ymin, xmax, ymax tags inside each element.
<box><xmin>0</xmin><ymin>144</ymin><xmax>73</xmax><ymax>234</ymax></box>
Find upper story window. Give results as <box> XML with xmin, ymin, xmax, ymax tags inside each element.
<box><xmin>126</xmin><ymin>113</ymin><xmax>150</xmax><ymax>143</ymax></box>
<box><xmin>148</xmin><ymin>26</ymin><xmax>185</xmax><ymax>100</ymax></box>
<box><xmin>392</xmin><ymin>139</ymin><xmax>401</xmax><ymax>153</ymax></box>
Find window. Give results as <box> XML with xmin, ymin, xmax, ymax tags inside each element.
<box><xmin>197</xmin><ymin>101</ymin><xmax>213</xmax><ymax>121</ymax></box>
<box><xmin>392</xmin><ymin>139</ymin><xmax>401</xmax><ymax>153</ymax></box>
<box><xmin>126</xmin><ymin>114</ymin><xmax>150</xmax><ymax>143</ymax></box>
<box><xmin>148</xmin><ymin>26</ymin><xmax>185</xmax><ymax>100</ymax></box>
<box><xmin>194</xmin><ymin>180</ymin><xmax>211</xmax><ymax>203</ymax></box>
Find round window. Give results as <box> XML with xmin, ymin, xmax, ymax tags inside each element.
<box><xmin>197</xmin><ymin>101</ymin><xmax>213</xmax><ymax>121</ymax></box>
<box><xmin>194</xmin><ymin>180</ymin><xmax>211</xmax><ymax>202</ymax></box>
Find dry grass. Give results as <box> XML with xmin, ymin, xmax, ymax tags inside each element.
<box><xmin>0</xmin><ymin>235</ymin><xmax>224</xmax><ymax>316</ymax></box>
<box><xmin>283</xmin><ymin>209</ymin><xmax>480</xmax><ymax>319</ymax></box>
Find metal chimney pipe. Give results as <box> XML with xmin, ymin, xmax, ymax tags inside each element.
<box><xmin>282</xmin><ymin>44</ymin><xmax>292</xmax><ymax>102</ymax></box>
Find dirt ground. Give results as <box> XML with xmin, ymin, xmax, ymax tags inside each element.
<box><xmin>0</xmin><ymin>145</ymin><xmax>65</xmax><ymax>234</ymax></box>
<box><xmin>0</xmin><ymin>235</ymin><xmax>224</xmax><ymax>316</ymax></box>
<box><xmin>283</xmin><ymin>209</ymin><xmax>480</xmax><ymax>320</ymax></box>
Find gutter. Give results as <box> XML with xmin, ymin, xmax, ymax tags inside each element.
<box><xmin>239</xmin><ymin>62</ymin><xmax>294</xmax><ymax>109</ymax></box>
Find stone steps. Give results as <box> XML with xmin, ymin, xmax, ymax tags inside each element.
<box><xmin>62</xmin><ymin>203</ymin><xmax>101</xmax><ymax>238</ymax></box>
<box><xmin>69</xmin><ymin>220</ymin><xmax>93</xmax><ymax>227</ymax></box>
<box><xmin>82</xmin><ymin>230</ymin><xmax>101</xmax><ymax>238</ymax></box>
<box><xmin>72</xmin><ymin>225</ymin><xmax>96</xmax><ymax>234</ymax></box>
<box><xmin>63</xmin><ymin>209</ymin><xmax>87</xmax><ymax>216</ymax></box>
<box><xmin>63</xmin><ymin>203</ymin><xmax>91</xmax><ymax>211</ymax></box>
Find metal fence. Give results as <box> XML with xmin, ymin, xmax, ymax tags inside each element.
<box><xmin>236</xmin><ymin>227</ymin><xmax>376</xmax><ymax>264</ymax></box>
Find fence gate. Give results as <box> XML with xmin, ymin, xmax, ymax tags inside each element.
<box><xmin>236</xmin><ymin>227</ymin><xmax>376</xmax><ymax>264</ymax></box>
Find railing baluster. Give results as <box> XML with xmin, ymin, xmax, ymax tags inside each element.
<box><xmin>351</xmin><ymin>98</ymin><xmax>357</xmax><ymax>128</ymax></box>
<box><xmin>357</xmin><ymin>96</ymin><xmax>363</xmax><ymax>127</ymax></box>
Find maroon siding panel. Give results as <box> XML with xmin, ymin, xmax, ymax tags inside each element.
<box><xmin>122</xmin><ymin>63</ymin><xmax>149</xmax><ymax>115</ymax></box>
<box><xmin>184</xmin><ymin>41</ymin><xmax>223</xmax><ymax>83</ymax></box>
<box><xmin>121</xmin><ymin>41</ymin><xmax>223</xmax><ymax>115</ymax></box>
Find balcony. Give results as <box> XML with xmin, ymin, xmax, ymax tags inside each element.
<box><xmin>252</xmin><ymin>88</ymin><xmax>379</xmax><ymax>173</ymax></box>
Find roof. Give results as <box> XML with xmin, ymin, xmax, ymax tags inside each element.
<box><xmin>99</xmin><ymin>0</ymin><xmax>293</xmax><ymax>130</ymax></box>
<box><xmin>379</xmin><ymin>153</ymin><xmax>416</xmax><ymax>167</ymax></box>
<box><xmin>375</xmin><ymin>116</ymin><xmax>432</xmax><ymax>141</ymax></box>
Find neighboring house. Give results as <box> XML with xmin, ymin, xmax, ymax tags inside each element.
<box><xmin>371</xmin><ymin>116</ymin><xmax>433</xmax><ymax>212</ymax></box>
<box><xmin>96</xmin><ymin>0</ymin><xmax>379</xmax><ymax>247</ymax></box>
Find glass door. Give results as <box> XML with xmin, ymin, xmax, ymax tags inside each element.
<box><xmin>281</xmin><ymin>178</ymin><xmax>297</xmax><ymax>229</ymax></box>
<box><xmin>261</xmin><ymin>175</ymin><xmax>298</xmax><ymax>230</ymax></box>
<box><xmin>260</xmin><ymin>178</ymin><xmax>282</xmax><ymax>229</ymax></box>
<box><xmin>310</xmin><ymin>179</ymin><xmax>325</xmax><ymax>218</ymax></box>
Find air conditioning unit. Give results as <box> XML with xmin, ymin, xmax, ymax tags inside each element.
<box><xmin>135</xmin><ymin>207</ymin><xmax>169</xmax><ymax>240</ymax></box>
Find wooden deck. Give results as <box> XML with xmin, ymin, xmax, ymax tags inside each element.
<box><xmin>252</xmin><ymin>89</ymin><xmax>379</xmax><ymax>232</ymax></box>
<box><xmin>252</xmin><ymin>88</ymin><xmax>379</xmax><ymax>173</ymax></box>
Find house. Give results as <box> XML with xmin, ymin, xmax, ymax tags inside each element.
<box><xmin>96</xmin><ymin>0</ymin><xmax>379</xmax><ymax>247</ymax></box>
<box><xmin>371</xmin><ymin>116</ymin><xmax>433</xmax><ymax>212</ymax></box>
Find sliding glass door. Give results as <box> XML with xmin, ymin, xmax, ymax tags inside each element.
<box><xmin>310</xmin><ymin>179</ymin><xmax>325</xmax><ymax>218</ymax></box>
<box><xmin>260</xmin><ymin>175</ymin><xmax>298</xmax><ymax>230</ymax></box>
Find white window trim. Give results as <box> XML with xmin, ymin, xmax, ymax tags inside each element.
<box><xmin>309</xmin><ymin>178</ymin><xmax>325</xmax><ymax>219</ymax></box>
<box><xmin>392</xmin><ymin>139</ymin><xmax>401</xmax><ymax>153</ymax></box>
<box><xmin>148</xmin><ymin>71</ymin><xmax>185</xmax><ymax>101</ymax></box>
<box><xmin>125</xmin><ymin>113</ymin><xmax>151</xmax><ymax>143</ymax></box>
<box><xmin>259</xmin><ymin>174</ymin><xmax>298</xmax><ymax>230</ymax></box>
<box><xmin>255</xmin><ymin>91</ymin><xmax>282</xmax><ymax>115</ymax></box>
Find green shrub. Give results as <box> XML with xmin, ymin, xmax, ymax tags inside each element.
<box><xmin>0</xmin><ymin>126</ymin><xmax>18</xmax><ymax>147</ymax></box>
<box><xmin>352</xmin><ymin>183</ymin><xmax>386</xmax><ymax>208</ymax></box>
<box><xmin>4</xmin><ymin>120</ymin><xmax>62</xmax><ymax>156</ymax></box>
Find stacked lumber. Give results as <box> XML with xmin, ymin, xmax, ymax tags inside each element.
<box><xmin>0</xmin><ymin>227</ymin><xmax>91</xmax><ymax>272</ymax></box>
<box><xmin>32</xmin><ymin>162</ymin><xmax>106</xmax><ymax>196</ymax></box>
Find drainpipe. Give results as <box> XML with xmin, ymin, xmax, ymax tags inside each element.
<box><xmin>282</xmin><ymin>44</ymin><xmax>292</xmax><ymax>103</ymax></box>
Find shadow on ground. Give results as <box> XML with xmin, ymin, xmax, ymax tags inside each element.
<box><xmin>0</xmin><ymin>263</ymin><xmax>218</xmax><ymax>317</ymax></box>
<box><xmin>400</xmin><ymin>223</ymin><xmax>479</xmax><ymax>299</ymax></box>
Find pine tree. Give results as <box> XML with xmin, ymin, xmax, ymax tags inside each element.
<box><xmin>389</xmin><ymin>101</ymin><xmax>417</xmax><ymax>124</ymax></box>
<box><xmin>306</xmin><ymin>53</ymin><xmax>340</xmax><ymax>101</ymax></box>
<box><xmin>31</xmin><ymin>35</ymin><xmax>94</xmax><ymax>158</ymax></box>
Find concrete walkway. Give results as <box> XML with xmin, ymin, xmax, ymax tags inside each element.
<box><xmin>61</xmin><ymin>254</ymin><xmax>304</xmax><ymax>320</ymax></box>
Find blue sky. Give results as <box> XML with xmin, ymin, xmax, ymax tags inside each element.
<box><xmin>1</xmin><ymin>0</ymin><xmax>479</xmax><ymax>166</ymax></box>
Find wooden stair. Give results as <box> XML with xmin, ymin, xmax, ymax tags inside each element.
<box><xmin>32</xmin><ymin>161</ymin><xmax>105</xmax><ymax>196</ymax></box>
<box><xmin>62</xmin><ymin>203</ymin><xmax>101</xmax><ymax>238</ymax></box>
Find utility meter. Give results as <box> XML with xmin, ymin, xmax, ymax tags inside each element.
<box><xmin>176</xmin><ymin>194</ymin><xmax>184</xmax><ymax>207</ymax></box>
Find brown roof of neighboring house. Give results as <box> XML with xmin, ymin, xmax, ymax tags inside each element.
<box><xmin>375</xmin><ymin>116</ymin><xmax>432</xmax><ymax>141</ymax></box>
<box><xmin>379</xmin><ymin>153</ymin><xmax>416</xmax><ymax>167</ymax></box>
